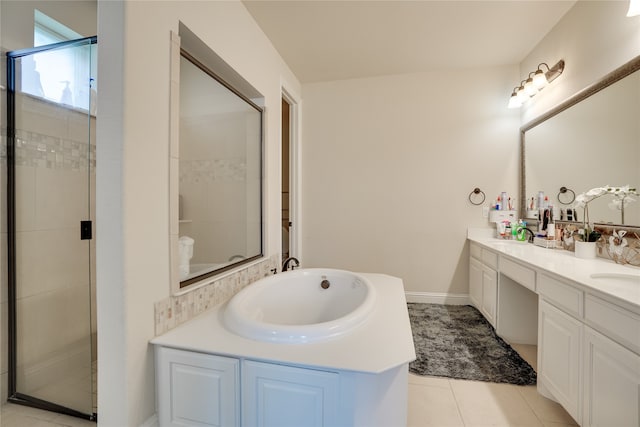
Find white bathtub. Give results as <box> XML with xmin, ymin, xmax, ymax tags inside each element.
<box><xmin>223</xmin><ymin>268</ymin><xmax>376</xmax><ymax>343</ymax></box>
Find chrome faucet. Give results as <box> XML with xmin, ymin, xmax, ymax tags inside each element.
<box><xmin>282</xmin><ymin>256</ymin><xmax>300</xmax><ymax>272</ymax></box>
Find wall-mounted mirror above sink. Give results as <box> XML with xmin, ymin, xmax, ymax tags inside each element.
<box><xmin>520</xmin><ymin>55</ymin><xmax>640</xmax><ymax>227</ymax></box>
<box><xmin>170</xmin><ymin>25</ymin><xmax>264</xmax><ymax>290</ymax></box>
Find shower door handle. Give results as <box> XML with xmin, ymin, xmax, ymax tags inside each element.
<box><xmin>81</xmin><ymin>220</ymin><xmax>93</xmax><ymax>240</ymax></box>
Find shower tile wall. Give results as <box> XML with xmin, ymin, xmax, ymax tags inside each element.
<box><xmin>179</xmin><ymin>112</ymin><xmax>261</xmax><ymax>264</ymax></box>
<box><xmin>7</xmin><ymin>94</ymin><xmax>96</xmax><ymax>406</ymax></box>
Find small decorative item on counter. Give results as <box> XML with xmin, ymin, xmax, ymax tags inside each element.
<box><xmin>572</xmin><ymin>185</ymin><xmax>639</xmax><ymax>242</ymax></box>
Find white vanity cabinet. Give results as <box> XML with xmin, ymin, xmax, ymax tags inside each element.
<box><xmin>156</xmin><ymin>347</ymin><xmax>343</xmax><ymax>427</ymax></box>
<box><xmin>155</xmin><ymin>345</ymin><xmax>410</xmax><ymax>427</ymax></box>
<box><xmin>468</xmin><ymin>231</ymin><xmax>640</xmax><ymax>426</ymax></box>
<box><xmin>469</xmin><ymin>243</ymin><xmax>498</xmax><ymax>327</ymax></box>
<box><xmin>156</xmin><ymin>347</ymin><xmax>240</xmax><ymax>427</ymax></box>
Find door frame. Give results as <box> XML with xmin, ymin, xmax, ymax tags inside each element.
<box><xmin>281</xmin><ymin>85</ymin><xmax>301</xmax><ymax>261</ymax></box>
<box><xmin>5</xmin><ymin>36</ymin><xmax>98</xmax><ymax>421</ymax></box>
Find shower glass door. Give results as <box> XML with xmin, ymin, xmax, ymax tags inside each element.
<box><xmin>7</xmin><ymin>37</ymin><xmax>97</xmax><ymax>419</ymax></box>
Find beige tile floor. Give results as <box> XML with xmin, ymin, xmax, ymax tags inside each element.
<box><xmin>407</xmin><ymin>344</ymin><xmax>578</xmax><ymax>427</ymax></box>
<box><xmin>1</xmin><ymin>345</ymin><xmax>577</xmax><ymax>427</ymax></box>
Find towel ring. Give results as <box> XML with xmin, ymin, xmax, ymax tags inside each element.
<box><xmin>469</xmin><ymin>188</ymin><xmax>486</xmax><ymax>205</ymax></box>
<box><xmin>558</xmin><ymin>186</ymin><xmax>575</xmax><ymax>205</ymax></box>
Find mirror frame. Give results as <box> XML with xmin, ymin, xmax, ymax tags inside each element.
<box><xmin>178</xmin><ymin>50</ymin><xmax>265</xmax><ymax>289</ymax></box>
<box><xmin>519</xmin><ymin>54</ymin><xmax>640</xmax><ymax>219</ymax></box>
<box><xmin>169</xmin><ymin>28</ymin><xmax>266</xmax><ymax>294</ymax></box>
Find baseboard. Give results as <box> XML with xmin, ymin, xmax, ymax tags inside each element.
<box><xmin>405</xmin><ymin>292</ymin><xmax>470</xmax><ymax>305</ymax></box>
<box><xmin>140</xmin><ymin>413</ymin><xmax>159</xmax><ymax>427</ymax></box>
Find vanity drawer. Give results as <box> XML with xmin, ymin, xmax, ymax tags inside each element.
<box><xmin>500</xmin><ymin>258</ymin><xmax>535</xmax><ymax>292</ymax></box>
<box><xmin>481</xmin><ymin>249</ymin><xmax>498</xmax><ymax>270</ymax></box>
<box><xmin>538</xmin><ymin>274</ymin><xmax>583</xmax><ymax>319</ymax></box>
<box><xmin>585</xmin><ymin>294</ymin><xmax>640</xmax><ymax>355</ymax></box>
<box><xmin>470</xmin><ymin>243</ymin><xmax>482</xmax><ymax>260</ymax></box>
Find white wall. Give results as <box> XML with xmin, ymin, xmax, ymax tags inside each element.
<box><xmin>521</xmin><ymin>1</ymin><xmax>640</xmax><ymax>123</ymax></box>
<box><xmin>96</xmin><ymin>1</ymin><xmax>300</xmax><ymax>425</ymax></box>
<box><xmin>300</xmin><ymin>0</ymin><xmax>640</xmax><ymax>298</ymax></box>
<box><xmin>301</xmin><ymin>67</ymin><xmax>521</xmax><ymax>295</ymax></box>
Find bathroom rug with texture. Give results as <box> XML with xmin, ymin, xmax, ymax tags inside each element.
<box><xmin>407</xmin><ymin>303</ymin><xmax>536</xmax><ymax>385</ymax></box>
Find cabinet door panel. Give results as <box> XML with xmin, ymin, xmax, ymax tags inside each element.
<box><xmin>156</xmin><ymin>347</ymin><xmax>240</xmax><ymax>427</ymax></box>
<box><xmin>583</xmin><ymin>327</ymin><xmax>640</xmax><ymax>427</ymax></box>
<box><xmin>538</xmin><ymin>300</ymin><xmax>582</xmax><ymax>423</ymax></box>
<box><xmin>482</xmin><ymin>267</ymin><xmax>497</xmax><ymax>327</ymax></box>
<box><xmin>469</xmin><ymin>257</ymin><xmax>483</xmax><ymax>310</ymax></box>
<box><xmin>243</xmin><ymin>360</ymin><xmax>339</xmax><ymax>427</ymax></box>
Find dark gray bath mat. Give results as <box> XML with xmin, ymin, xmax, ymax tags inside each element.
<box><xmin>407</xmin><ymin>303</ymin><xmax>537</xmax><ymax>385</ymax></box>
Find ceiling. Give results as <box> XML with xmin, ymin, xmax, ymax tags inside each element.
<box><xmin>242</xmin><ymin>0</ymin><xmax>576</xmax><ymax>83</ymax></box>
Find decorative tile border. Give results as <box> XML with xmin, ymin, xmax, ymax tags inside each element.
<box><xmin>556</xmin><ymin>221</ymin><xmax>640</xmax><ymax>267</ymax></box>
<box><xmin>13</xmin><ymin>129</ymin><xmax>96</xmax><ymax>171</ymax></box>
<box><xmin>179</xmin><ymin>158</ymin><xmax>246</xmax><ymax>183</ymax></box>
<box><xmin>154</xmin><ymin>254</ymin><xmax>280</xmax><ymax>336</ymax></box>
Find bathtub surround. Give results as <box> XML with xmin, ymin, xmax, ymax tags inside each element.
<box><xmin>154</xmin><ymin>254</ymin><xmax>279</xmax><ymax>336</ymax></box>
<box><xmin>408</xmin><ymin>303</ymin><xmax>537</xmax><ymax>386</ymax></box>
<box><xmin>152</xmin><ymin>271</ymin><xmax>415</xmax><ymax>426</ymax></box>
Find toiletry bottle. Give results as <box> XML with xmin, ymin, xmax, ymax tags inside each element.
<box><xmin>501</xmin><ymin>192</ymin><xmax>508</xmax><ymax>212</ymax></box>
<box><xmin>504</xmin><ymin>221</ymin><xmax>512</xmax><ymax>240</ymax></box>
<box><xmin>547</xmin><ymin>219</ymin><xmax>555</xmax><ymax>239</ymax></box>
<box><xmin>537</xmin><ymin>191</ymin><xmax>544</xmax><ymax>210</ymax></box>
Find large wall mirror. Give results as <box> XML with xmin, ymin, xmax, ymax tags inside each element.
<box><xmin>521</xmin><ymin>55</ymin><xmax>640</xmax><ymax>227</ymax></box>
<box><xmin>177</xmin><ymin>47</ymin><xmax>263</xmax><ymax>288</ymax></box>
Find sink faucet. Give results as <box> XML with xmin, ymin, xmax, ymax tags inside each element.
<box><xmin>523</xmin><ymin>227</ymin><xmax>535</xmax><ymax>243</ymax></box>
<box><xmin>282</xmin><ymin>256</ymin><xmax>300</xmax><ymax>272</ymax></box>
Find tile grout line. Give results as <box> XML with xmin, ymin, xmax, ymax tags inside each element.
<box><xmin>447</xmin><ymin>379</ymin><xmax>469</xmax><ymax>427</ymax></box>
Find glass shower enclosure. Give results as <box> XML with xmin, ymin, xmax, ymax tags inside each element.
<box><xmin>6</xmin><ymin>36</ymin><xmax>97</xmax><ymax>420</ymax></box>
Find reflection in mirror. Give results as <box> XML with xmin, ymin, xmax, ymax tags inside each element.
<box><xmin>521</xmin><ymin>56</ymin><xmax>640</xmax><ymax>227</ymax></box>
<box><xmin>179</xmin><ymin>51</ymin><xmax>263</xmax><ymax>287</ymax></box>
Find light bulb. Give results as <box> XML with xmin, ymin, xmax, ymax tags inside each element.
<box><xmin>524</xmin><ymin>78</ymin><xmax>538</xmax><ymax>97</ymax></box>
<box><xmin>516</xmin><ymin>86</ymin><xmax>528</xmax><ymax>104</ymax></box>
<box><xmin>508</xmin><ymin>92</ymin><xmax>521</xmax><ymax>109</ymax></box>
<box><xmin>532</xmin><ymin>69</ymin><xmax>548</xmax><ymax>89</ymax></box>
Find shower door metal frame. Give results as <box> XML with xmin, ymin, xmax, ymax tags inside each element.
<box><xmin>6</xmin><ymin>35</ymin><xmax>98</xmax><ymax>421</ymax></box>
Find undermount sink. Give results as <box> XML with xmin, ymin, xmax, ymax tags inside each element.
<box><xmin>590</xmin><ymin>273</ymin><xmax>640</xmax><ymax>284</ymax></box>
<box><xmin>223</xmin><ymin>268</ymin><xmax>376</xmax><ymax>343</ymax></box>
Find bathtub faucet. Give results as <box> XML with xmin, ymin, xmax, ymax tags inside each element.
<box><xmin>282</xmin><ymin>256</ymin><xmax>300</xmax><ymax>272</ymax></box>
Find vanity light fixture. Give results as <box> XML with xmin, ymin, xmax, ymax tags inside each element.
<box><xmin>508</xmin><ymin>60</ymin><xmax>565</xmax><ymax>109</ymax></box>
<box><xmin>628</xmin><ymin>0</ymin><xmax>640</xmax><ymax>17</ymax></box>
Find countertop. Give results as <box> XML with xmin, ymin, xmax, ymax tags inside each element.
<box><xmin>151</xmin><ymin>273</ymin><xmax>417</xmax><ymax>374</ymax></box>
<box><xmin>468</xmin><ymin>228</ymin><xmax>640</xmax><ymax>311</ymax></box>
